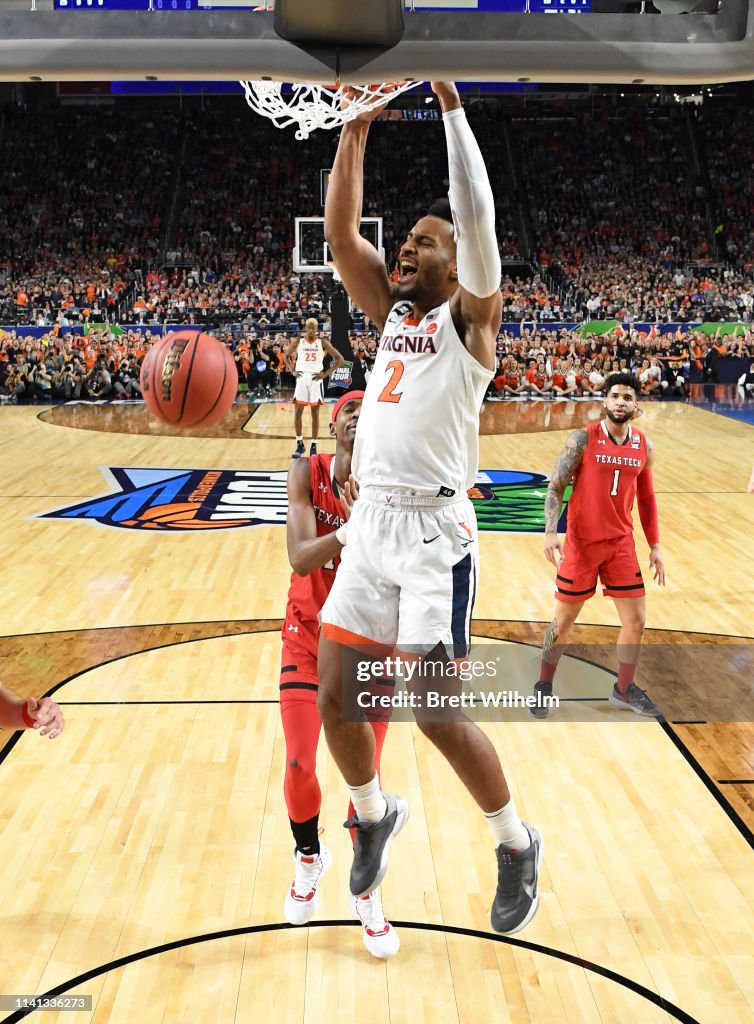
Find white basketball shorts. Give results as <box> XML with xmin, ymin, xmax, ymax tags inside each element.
<box><xmin>320</xmin><ymin>489</ymin><xmax>478</xmax><ymax>654</ymax></box>
<box><xmin>294</xmin><ymin>372</ymin><xmax>324</xmax><ymax>406</ymax></box>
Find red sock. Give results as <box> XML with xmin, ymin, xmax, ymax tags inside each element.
<box><xmin>539</xmin><ymin>660</ymin><xmax>557</xmax><ymax>685</ymax></box>
<box><xmin>617</xmin><ymin>662</ymin><xmax>637</xmax><ymax>693</ymax></box>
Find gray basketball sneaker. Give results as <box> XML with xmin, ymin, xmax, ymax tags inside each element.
<box><xmin>491</xmin><ymin>823</ymin><xmax>545</xmax><ymax>934</ymax></box>
<box><xmin>529</xmin><ymin>681</ymin><xmax>553</xmax><ymax>720</ymax></box>
<box><xmin>344</xmin><ymin>792</ymin><xmax>410</xmax><ymax>897</ymax></box>
<box><xmin>609</xmin><ymin>683</ymin><xmax>661</xmax><ymax>717</ymax></box>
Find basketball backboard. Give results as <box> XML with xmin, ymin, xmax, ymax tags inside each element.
<box><xmin>0</xmin><ymin>0</ymin><xmax>753</xmax><ymax>84</ymax></box>
<box><xmin>294</xmin><ymin>217</ymin><xmax>383</xmax><ymax>274</ymax></box>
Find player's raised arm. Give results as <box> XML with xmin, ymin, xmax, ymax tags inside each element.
<box><xmin>286</xmin><ymin>459</ymin><xmax>345</xmax><ymax>577</ymax></box>
<box><xmin>434</xmin><ymin>81</ymin><xmax>502</xmax><ymax>370</ymax></box>
<box><xmin>636</xmin><ymin>440</ymin><xmax>665</xmax><ymax>585</ymax></box>
<box><xmin>324</xmin><ymin>102</ymin><xmax>394</xmax><ymax>331</ymax></box>
<box><xmin>543</xmin><ymin>429</ymin><xmax>588</xmax><ymax>565</ymax></box>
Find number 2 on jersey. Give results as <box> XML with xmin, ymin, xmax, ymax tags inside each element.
<box><xmin>378</xmin><ymin>360</ymin><xmax>404</xmax><ymax>404</ymax></box>
<box><xmin>610</xmin><ymin>468</ymin><xmax>620</xmax><ymax>496</ymax></box>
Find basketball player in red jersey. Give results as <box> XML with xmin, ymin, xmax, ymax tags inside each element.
<box><xmin>532</xmin><ymin>372</ymin><xmax>665</xmax><ymax>718</ymax></box>
<box><xmin>0</xmin><ymin>686</ymin><xmax>64</xmax><ymax>738</ymax></box>
<box><xmin>281</xmin><ymin>390</ymin><xmax>399</xmax><ymax>958</ymax></box>
<box><xmin>317</xmin><ymin>81</ymin><xmax>544</xmax><ymax>939</ymax></box>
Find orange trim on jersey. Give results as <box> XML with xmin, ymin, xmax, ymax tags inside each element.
<box><xmin>403</xmin><ymin>316</ymin><xmax>420</xmax><ymax>327</ymax></box>
<box><xmin>321</xmin><ymin>622</ymin><xmax>391</xmax><ymax>655</ymax></box>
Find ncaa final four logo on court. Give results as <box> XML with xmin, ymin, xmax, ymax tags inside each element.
<box><xmin>469</xmin><ymin>471</ymin><xmax>571</xmax><ymax>534</ymax></box>
<box><xmin>35</xmin><ymin>467</ymin><xmax>289</xmax><ymax>531</ymax></box>
<box><xmin>36</xmin><ymin>467</ymin><xmax>569</xmax><ymax>533</ymax></box>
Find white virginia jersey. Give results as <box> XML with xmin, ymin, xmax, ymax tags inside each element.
<box><xmin>295</xmin><ymin>337</ymin><xmax>324</xmax><ymax>374</ymax></box>
<box><xmin>353</xmin><ymin>300</ymin><xmax>492</xmax><ymax>496</ymax></box>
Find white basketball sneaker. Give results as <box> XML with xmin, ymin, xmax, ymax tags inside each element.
<box><xmin>283</xmin><ymin>845</ymin><xmax>332</xmax><ymax>926</ymax></box>
<box><xmin>351</xmin><ymin>890</ymin><xmax>400</xmax><ymax>958</ymax></box>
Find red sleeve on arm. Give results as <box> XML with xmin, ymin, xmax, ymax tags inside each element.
<box><xmin>636</xmin><ymin>469</ymin><xmax>660</xmax><ymax>547</ymax></box>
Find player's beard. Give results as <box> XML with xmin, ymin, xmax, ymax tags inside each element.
<box><xmin>394</xmin><ymin>275</ymin><xmax>421</xmax><ymax>301</ymax></box>
<box><xmin>605</xmin><ymin>407</ymin><xmax>632</xmax><ymax>424</ymax></box>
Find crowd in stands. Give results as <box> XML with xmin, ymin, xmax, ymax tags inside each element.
<box><xmin>508</xmin><ymin>104</ymin><xmax>754</xmax><ymax>322</ymax></box>
<box><xmin>489</xmin><ymin>325</ymin><xmax>753</xmax><ymax>400</ymax></box>
<box><xmin>2</xmin><ymin>320</ymin><xmax>751</xmax><ymax>405</ymax></box>
<box><xmin>701</xmin><ymin>106</ymin><xmax>754</xmax><ymax>271</ymax></box>
<box><xmin>0</xmin><ymin>327</ymin><xmax>151</xmax><ymax>403</ymax></box>
<box><xmin>0</xmin><ymin>105</ymin><xmax>180</xmax><ymax>325</ymax></box>
<box><xmin>0</xmin><ymin>94</ymin><xmax>753</xmax><ymax>338</ymax></box>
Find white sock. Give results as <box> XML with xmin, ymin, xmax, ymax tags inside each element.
<box><xmin>296</xmin><ymin>435</ymin><xmax>303</xmax><ymax>443</ymax></box>
<box><xmin>484</xmin><ymin>800</ymin><xmax>531</xmax><ymax>851</ymax></box>
<box><xmin>348</xmin><ymin>774</ymin><xmax>387</xmax><ymax>823</ymax></box>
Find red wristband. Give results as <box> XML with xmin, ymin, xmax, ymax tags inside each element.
<box><xmin>21</xmin><ymin>704</ymin><xmax>36</xmax><ymax>728</ymax></box>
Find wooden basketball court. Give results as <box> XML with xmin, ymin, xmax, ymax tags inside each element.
<box><xmin>0</xmin><ymin>396</ymin><xmax>752</xmax><ymax>1024</ymax></box>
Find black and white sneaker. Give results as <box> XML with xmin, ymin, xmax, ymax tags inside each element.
<box><xmin>609</xmin><ymin>683</ymin><xmax>661</xmax><ymax>717</ymax></box>
<box><xmin>491</xmin><ymin>823</ymin><xmax>544</xmax><ymax>934</ymax></box>
<box><xmin>291</xmin><ymin>440</ymin><xmax>305</xmax><ymax>459</ymax></box>
<box><xmin>344</xmin><ymin>793</ymin><xmax>410</xmax><ymax>897</ymax></box>
<box><xmin>529</xmin><ymin>681</ymin><xmax>553</xmax><ymax>720</ymax></box>
<box><xmin>309</xmin><ymin>442</ymin><xmax>318</xmax><ymax>456</ymax></box>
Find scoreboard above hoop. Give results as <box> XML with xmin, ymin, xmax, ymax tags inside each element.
<box><xmin>53</xmin><ymin>0</ymin><xmax>590</xmax><ymax>12</ymax></box>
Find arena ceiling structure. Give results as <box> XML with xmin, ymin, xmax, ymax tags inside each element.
<box><xmin>0</xmin><ymin>0</ymin><xmax>753</xmax><ymax>85</ymax></box>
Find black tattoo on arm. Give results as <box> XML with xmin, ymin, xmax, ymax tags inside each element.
<box><xmin>545</xmin><ymin>429</ymin><xmax>588</xmax><ymax>534</ymax></box>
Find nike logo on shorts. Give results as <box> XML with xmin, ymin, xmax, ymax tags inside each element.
<box><xmin>423</xmin><ymin>535</ymin><xmax>440</xmax><ymax>544</ymax></box>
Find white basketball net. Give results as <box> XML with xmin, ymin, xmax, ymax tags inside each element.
<box><xmin>238</xmin><ymin>80</ymin><xmax>421</xmax><ymax>141</ymax></box>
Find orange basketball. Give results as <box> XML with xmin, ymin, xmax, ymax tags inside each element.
<box><xmin>140</xmin><ymin>331</ymin><xmax>238</xmax><ymax>429</ymax></box>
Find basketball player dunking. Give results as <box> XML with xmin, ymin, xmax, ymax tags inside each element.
<box><xmin>281</xmin><ymin>391</ymin><xmax>399</xmax><ymax>958</ymax></box>
<box><xmin>0</xmin><ymin>686</ymin><xmax>64</xmax><ymax>738</ymax></box>
<box><xmin>284</xmin><ymin>318</ymin><xmax>344</xmax><ymax>459</ymax></box>
<box><xmin>531</xmin><ymin>372</ymin><xmax>665</xmax><ymax>718</ymax></box>
<box><xmin>316</xmin><ymin>81</ymin><xmax>544</xmax><ymax>939</ymax></box>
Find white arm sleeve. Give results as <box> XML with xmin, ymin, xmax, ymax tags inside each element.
<box><xmin>443</xmin><ymin>107</ymin><xmax>502</xmax><ymax>299</ymax></box>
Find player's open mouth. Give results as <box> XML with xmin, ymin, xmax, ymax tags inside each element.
<box><xmin>399</xmin><ymin>261</ymin><xmax>417</xmax><ymax>283</ymax></box>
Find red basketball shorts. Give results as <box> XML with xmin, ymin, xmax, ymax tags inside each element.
<box><xmin>280</xmin><ymin>639</ymin><xmax>319</xmax><ymax>693</ymax></box>
<box><xmin>555</xmin><ymin>533</ymin><xmax>645</xmax><ymax>603</ymax></box>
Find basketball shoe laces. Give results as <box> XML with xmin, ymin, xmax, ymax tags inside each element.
<box><xmin>356</xmin><ymin>891</ymin><xmax>390</xmax><ymax>937</ymax></box>
<box><xmin>624</xmin><ymin>683</ymin><xmax>653</xmax><ymax>705</ymax></box>
<box><xmin>496</xmin><ymin>847</ymin><xmax>525</xmax><ymax>900</ymax></box>
<box><xmin>290</xmin><ymin>827</ymin><xmax>327</xmax><ymax>903</ymax></box>
<box><xmin>290</xmin><ymin>852</ymin><xmax>324</xmax><ymax>903</ymax></box>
